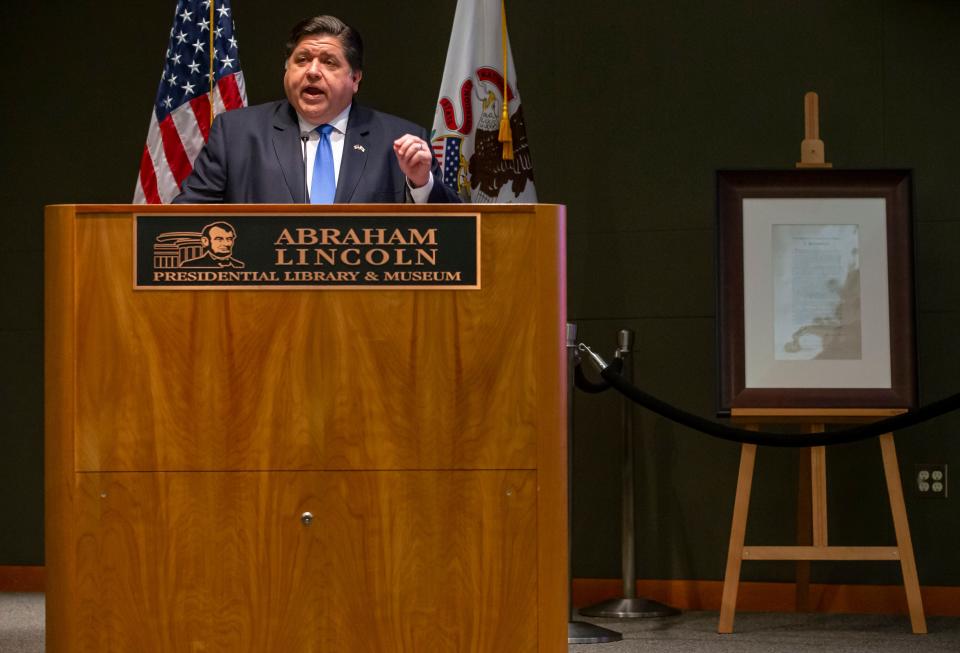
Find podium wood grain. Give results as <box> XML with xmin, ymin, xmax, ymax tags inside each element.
<box><xmin>47</xmin><ymin>204</ymin><xmax>567</xmax><ymax>653</ymax></box>
<box><xmin>73</xmin><ymin>471</ymin><xmax>537</xmax><ymax>652</ymax></box>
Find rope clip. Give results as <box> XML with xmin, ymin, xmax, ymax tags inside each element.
<box><xmin>577</xmin><ymin>343</ymin><xmax>610</xmax><ymax>373</ymax></box>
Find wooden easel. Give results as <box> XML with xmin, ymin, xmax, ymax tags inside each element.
<box><xmin>717</xmin><ymin>408</ymin><xmax>927</xmax><ymax>634</ymax></box>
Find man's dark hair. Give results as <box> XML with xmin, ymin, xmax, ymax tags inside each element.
<box><xmin>285</xmin><ymin>15</ymin><xmax>363</xmax><ymax>72</ymax></box>
<box><xmin>201</xmin><ymin>221</ymin><xmax>236</xmax><ymax>240</ymax></box>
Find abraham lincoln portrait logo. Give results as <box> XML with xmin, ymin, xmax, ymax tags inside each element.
<box><xmin>153</xmin><ymin>221</ymin><xmax>246</xmax><ymax>269</ymax></box>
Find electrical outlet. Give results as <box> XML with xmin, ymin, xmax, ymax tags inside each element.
<box><xmin>915</xmin><ymin>464</ymin><xmax>948</xmax><ymax>498</ymax></box>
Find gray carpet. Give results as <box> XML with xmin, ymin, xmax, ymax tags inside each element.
<box><xmin>0</xmin><ymin>593</ymin><xmax>43</xmax><ymax>653</ymax></box>
<box><xmin>3</xmin><ymin>593</ymin><xmax>959</xmax><ymax>652</ymax></box>
<box><xmin>571</xmin><ymin>611</ymin><xmax>960</xmax><ymax>652</ymax></box>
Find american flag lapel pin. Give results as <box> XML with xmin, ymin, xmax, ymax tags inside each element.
<box><xmin>353</xmin><ymin>144</ymin><xmax>366</xmax><ymax>153</ymax></box>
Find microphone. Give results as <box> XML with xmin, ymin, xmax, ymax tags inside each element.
<box><xmin>300</xmin><ymin>132</ymin><xmax>310</xmax><ymax>203</ymax></box>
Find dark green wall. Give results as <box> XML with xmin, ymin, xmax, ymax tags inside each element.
<box><xmin>2</xmin><ymin>1</ymin><xmax>957</xmax><ymax>587</ymax></box>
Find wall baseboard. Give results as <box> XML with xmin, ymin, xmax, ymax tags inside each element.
<box><xmin>3</xmin><ymin>567</ymin><xmax>957</xmax><ymax>616</ymax></box>
<box><xmin>0</xmin><ymin>566</ymin><xmax>44</xmax><ymax>592</ymax></box>
<box><xmin>574</xmin><ymin>578</ymin><xmax>960</xmax><ymax>617</ymax></box>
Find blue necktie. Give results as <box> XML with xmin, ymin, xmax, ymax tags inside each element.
<box><xmin>311</xmin><ymin>124</ymin><xmax>336</xmax><ymax>204</ymax></box>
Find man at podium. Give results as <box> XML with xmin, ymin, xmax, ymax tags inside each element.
<box><xmin>174</xmin><ymin>15</ymin><xmax>460</xmax><ymax>205</ymax></box>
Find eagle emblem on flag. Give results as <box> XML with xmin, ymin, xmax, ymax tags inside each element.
<box><xmin>432</xmin><ymin>72</ymin><xmax>536</xmax><ymax>203</ymax></box>
<box><xmin>468</xmin><ymin>91</ymin><xmax>534</xmax><ymax>201</ymax></box>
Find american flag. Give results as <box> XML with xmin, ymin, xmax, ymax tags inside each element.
<box><xmin>433</xmin><ymin>136</ymin><xmax>464</xmax><ymax>191</ymax></box>
<box><xmin>134</xmin><ymin>0</ymin><xmax>247</xmax><ymax>204</ymax></box>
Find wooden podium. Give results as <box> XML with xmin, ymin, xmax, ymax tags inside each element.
<box><xmin>45</xmin><ymin>204</ymin><xmax>568</xmax><ymax>653</ymax></box>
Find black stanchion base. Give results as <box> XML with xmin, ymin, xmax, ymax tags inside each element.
<box><xmin>568</xmin><ymin>620</ymin><xmax>622</xmax><ymax>644</ymax></box>
<box><xmin>579</xmin><ymin>596</ymin><xmax>681</xmax><ymax>619</ymax></box>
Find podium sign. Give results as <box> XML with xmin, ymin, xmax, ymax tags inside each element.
<box><xmin>134</xmin><ymin>212</ymin><xmax>481</xmax><ymax>289</ymax></box>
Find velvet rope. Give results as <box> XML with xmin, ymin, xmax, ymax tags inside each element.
<box><xmin>579</xmin><ymin>364</ymin><xmax>960</xmax><ymax>448</ymax></box>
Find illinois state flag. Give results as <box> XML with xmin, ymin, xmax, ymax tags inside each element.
<box><xmin>431</xmin><ymin>0</ymin><xmax>537</xmax><ymax>203</ymax></box>
<box><xmin>134</xmin><ymin>0</ymin><xmax>248</xmax><ymax>203</ymax></box>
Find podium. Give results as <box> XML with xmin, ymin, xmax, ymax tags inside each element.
<box><xmin>45</xmin><ymin>204</ymin><xmax>568</xmax><ymax>652</ymax></box>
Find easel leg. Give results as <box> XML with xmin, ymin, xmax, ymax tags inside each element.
<box><xmin>719</xmin><ymin>441</ymin><xmax>757</xmax><ymax>634</ymax></box>
<box><xmin>879</xmin><ymin>433</ymin><xmax>927</xmax><ymax>634</ymax></box>
<box><xmin>797</xmin><ymin>426</ymin><xmax>826</xmax><ymax>612</ymax></box>
<box><xmin>796</xmin><ymin>449</ymin><xmax>812</xmax><ymax>611</ymax></box>
<box><xmin>810</xmin><ymin>440</ymin><xmax>828</xmax><ymax>548</ymax></box>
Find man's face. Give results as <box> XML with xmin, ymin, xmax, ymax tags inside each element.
<box><xmin>203</xmin><ymin>226</ymin><xmax>235</xmax><ymax>256</ymax></box>
<box><xmin>283</xmin><ymin>34</ymin><xmax>361</xmax><ymax>125</ymax></box>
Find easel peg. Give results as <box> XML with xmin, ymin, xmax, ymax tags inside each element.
<box><xmin>796</xmin><ymin>91</ymin><xmax>832</xmax><ymax>169</ymax></box>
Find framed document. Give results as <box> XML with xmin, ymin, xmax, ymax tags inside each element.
<box><xmin>717</xmin><ymin>170</ymin><xmax>917</xmax><ymax>411</ymax></box>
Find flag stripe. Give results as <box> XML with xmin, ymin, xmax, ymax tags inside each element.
<box><xmin>189</xmin><ymin>95</ymin><xmax>212</xmax><ymax>141</ymax></box>
<box><xmin>211</xmin><ymin>85</ymin><xmax>227</xmax><ymax>115</ymax></box>
<box><xmin>158</xmin><ymin>114</ymin><xmax>193</xmax><ymax>185</ymax></box>
<box><xmin>219</xmin><ymin>73</ymin><xmax>244</xmax><ymax>111</ymax></box>
<box><xmin>138</xmin><ymin>144</ymin><xmax>162</xmax><ymax>204</ymax></box>
<box><xmin>146</xmin><ymin>114</ymin><xmax>180</xmax><ymax>204</ymax></box>
<box><xmin>172</xmin><ymin>102</ymin><xmax>205</xmax><ymax>164</ymax></box>
<box><xmin>234</xmin><ymin>71</ymin><xmax>247</xmax><ymax>106</ymax></box>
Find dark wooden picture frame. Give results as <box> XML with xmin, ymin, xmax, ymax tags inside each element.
<box><xmin>717</xmin><ymin>170</ymin><xmax>917</xmax><ymax>412</ymax></box>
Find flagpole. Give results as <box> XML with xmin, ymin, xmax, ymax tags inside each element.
<box><xmin>497</xmin><ymin>0</ymin><xmax>514</xmax><ymax>160</ymax></box>
<box><xmin>209</xmin><ymin>0</ymin><xmax>216</xmax><ymax>126</ymax></box>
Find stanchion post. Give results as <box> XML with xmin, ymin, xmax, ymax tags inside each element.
<box><xmin>566</xmin><ymin>323</ymin><xmax>622</xmax><ymax>644</ymax></box>
<box><xmin>619</xmin><ymin>329</ymin><xmax>636</xmax><ymax>599</ymax></box>
<box><xmin>579</xmin><ymin>329</ymin><xmax>680</xmax><ymax>619</ymax></box>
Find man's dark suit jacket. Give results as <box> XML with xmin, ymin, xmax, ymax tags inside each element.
<box><xmin>172</xmin><ymin>101</ymin><xmax>460</xmax><ymax>204</ymax></box>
